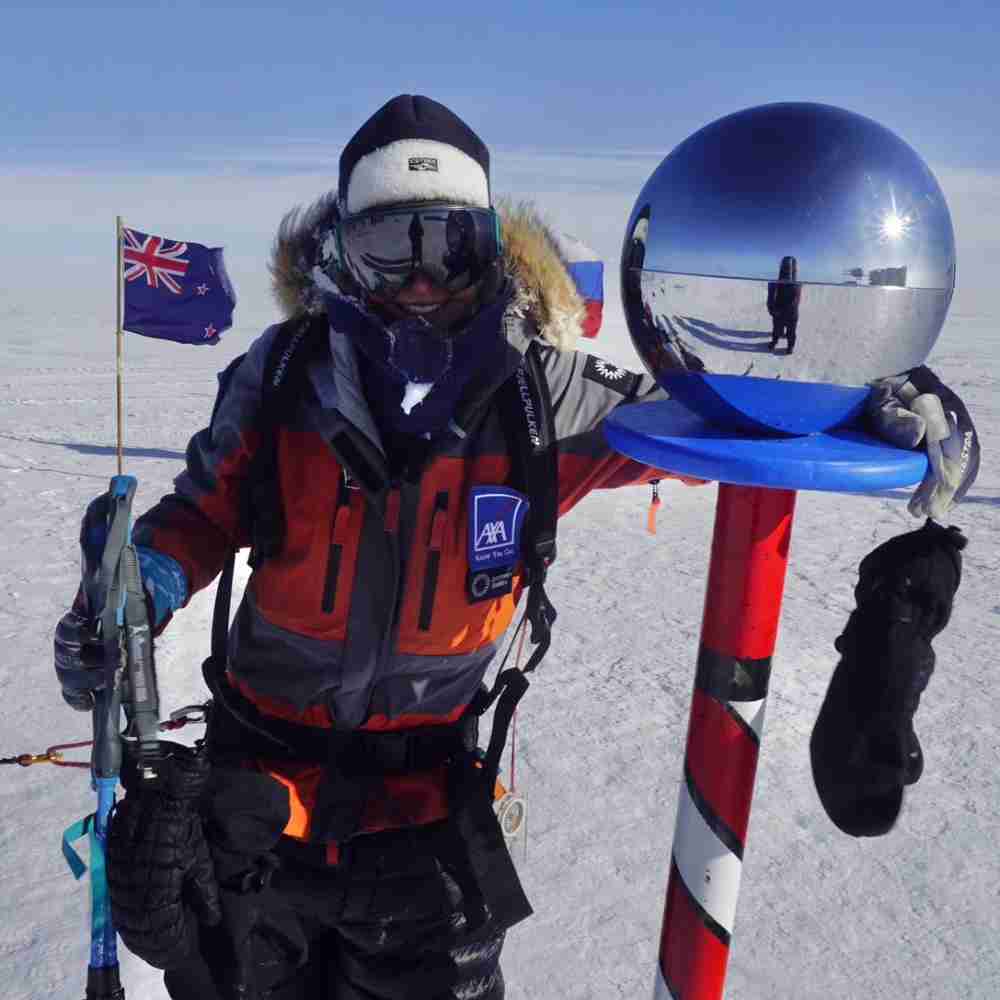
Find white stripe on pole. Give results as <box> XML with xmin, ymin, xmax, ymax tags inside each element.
<box><xmin>653</xmin><ymin>964</ymin><xmax>674</xmax><ymax>999</ymax></box>
<box><xmin>729</xmin><ymin>697</ymin><xmax>766</xmax><ymax>741</ymax></box>
<box><xmin>672</xmin><ymin>782</ymin><xmax>743</xmax><ymax>934</ymax></box>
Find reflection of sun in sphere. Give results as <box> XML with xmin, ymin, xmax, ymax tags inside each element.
<box><xmin>880</xmin><ymin>212</ymin><xmax>911</xmax><ymax>242</ymax></box>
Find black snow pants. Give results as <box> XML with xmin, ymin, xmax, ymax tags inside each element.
<box><xmin>163</xmin><ymin>822</ymin><xmax>505</xmax><ymax>1000</ymax></box>
<box><xmin>770</xmin><ymin>312</ymin><xmax>798</xmax><ymax>352</ymax></box>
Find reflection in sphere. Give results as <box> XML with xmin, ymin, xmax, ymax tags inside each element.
<box><xmin>621</xmin><ymin>103</ymin><xmax>956</xmax><ymax>434</ymax></box>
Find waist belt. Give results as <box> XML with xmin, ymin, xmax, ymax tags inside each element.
<box><xmin>202</xmin><ymin>654</ymin><xmax>476</xmax><ymax>836</ymax></box>
<box><xmin>202</xmin><ymin>654</ymin><xmax>474</xmax><ymax>770</ymax></box>
<box><xmin>201</xmin><ymin>652</ymin><xmax>533</xmax><ymax>931</ymax></box>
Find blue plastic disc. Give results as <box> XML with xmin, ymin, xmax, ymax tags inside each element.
<box><xmin>660</xmin><ymin>372</ymin><xmax>871</xmax><ymax>436</ymax></box>
<box><xmin>603</xmin><ymin>398</ymin><xmax>927</xmax><ymax>493</ymax></box>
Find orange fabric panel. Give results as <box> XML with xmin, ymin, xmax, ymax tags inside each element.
<box><xmin>396</xmin><ymin>454</ymin><xmax>523</xmax><ymax>656</ymax></box>
<box><xmin>251</xmin><ymin>430</ymin><xmax>360</xmax><ymax>641</ymax></box>
<box><xmin>265</xmin><ymin>762</ymin><xmax>323</xmax><ymax>839</ymax></box>
<box><xmin>149</xmin><ymin>426</ymin><xmax>261</xmax><ymax>595</ymax></box>
<box><xmin>263</xmin><ymin>761</ymin><xmax>451</xmax><ymax>841</ymax></box>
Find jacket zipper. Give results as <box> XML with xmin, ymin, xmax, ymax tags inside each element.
<box><xmin>418</xmin><ymin>490</ymin><xmax>449</xmax><ymax>631</ymax></box>
<box><xmin>381</xmin><ymin>479</ymin><xmax>412</xmax><ymax>673</ymax></box>
<box><xmin>321</xmin><ymin>473</ymin><xmax>354</xmax><ymax>613</ymax></box>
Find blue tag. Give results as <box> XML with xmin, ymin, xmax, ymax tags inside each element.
<box><xmin>468</xmin><ymin>486</ymin><xmax>529</xmax><ymax>570</ymax></box>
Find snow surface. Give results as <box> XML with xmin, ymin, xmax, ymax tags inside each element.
<box><xmin>1</xmin><ymin>166</ymin><xmax>997</xmax><ymax>1000</ymax></box>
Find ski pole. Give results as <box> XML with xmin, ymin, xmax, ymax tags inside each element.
<box><xmin>62</xmin><ymin>474</ymin><xmax>162</xmax><ymax>1000</ymax></box>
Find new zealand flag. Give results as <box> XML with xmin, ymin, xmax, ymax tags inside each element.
<box><xmin>122</xmin><ymin>227</ymin><xmax>237</xmax><ymax>345</ymax></box>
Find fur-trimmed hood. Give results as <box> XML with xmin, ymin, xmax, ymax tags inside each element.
<box><xmin>269</xmin><ymin>195</ymin><xmax>588</xmax><ymax>351</ymax></box>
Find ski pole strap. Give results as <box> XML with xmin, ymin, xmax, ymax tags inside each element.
<box><xmin>62</xmin><ymin>777</ymin><xmax>119</xmax><ymax>966</ymax></box>
<box><xmin>62</xmin><ymin>813</ymin><xmax>93</xmax><ymax>880</ymax></box>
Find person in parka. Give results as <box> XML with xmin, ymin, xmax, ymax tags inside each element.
<box><xmin>52</xmin><ymin>95</ymin><xmax>981</xmax><ymax>1000</ymax></box>
<box><xmin>87</xmin><ymin>95</ymin><xmax>684</xmax><ymax>1000</ymax></box>
<box><xmin>767</xmin><ymin>254</ymin><xmax>802</xmax><ymax>353</ymax></box>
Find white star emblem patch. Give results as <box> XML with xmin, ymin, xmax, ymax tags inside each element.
<box><xmin>594</xmin><ymin>359</ymin><xmax>626</xmax><ymax>380</ymax></box>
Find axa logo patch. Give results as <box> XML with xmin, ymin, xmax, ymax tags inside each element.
<box><xmin>468</xmin><ymin>486</ymin><xmax>529</xmax><ymax>570</ymax></box>
<box><xmin>477</xmin><ymin>519</ymin><xmax>509</xmax><ymax>547</ymax></box>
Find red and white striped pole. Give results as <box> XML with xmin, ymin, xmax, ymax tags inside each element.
<box><xmin>655</xmin><ymin>482</ymin><xmax>796</xmax><ymax>999</ymax></box>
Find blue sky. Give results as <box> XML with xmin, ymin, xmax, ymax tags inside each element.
<box><xmin>4</xmin><ymin>0</ymin><xmax>997</xmax><ymax>171</ymax></box>
<box><xmin>2</xmin><ymin>0</ymin><xmax>997</xmax><ymax>337</ymax></box>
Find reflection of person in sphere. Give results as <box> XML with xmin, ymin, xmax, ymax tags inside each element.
<box><xmin>767</xmin><ymin>255</ymin><xmax>801</xmax><ymax>354</ymax></box>
<box><xmin>622</xmin><ymin>211</ymin><xmax>648</xmax><ymax>323</ymax></box>
<box><xmin>443</xmin><ymin>209</ymin><xmax>482</xmax><ymax>285</ymax></box>
<box><xmin>622</xmin><ymin>209</ymin><xmax>660</xmax><ymax>360</ymax></box>
<box><xmin>623</xmin><ymin>208</ymin><xmax>704</xmax><ymax>372</ymax></box>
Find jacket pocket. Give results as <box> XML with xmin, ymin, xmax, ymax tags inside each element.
<box><xmin>418</xmin><ymin>491</ymin><xmax>449</xmax><ymax>631</ymax></box>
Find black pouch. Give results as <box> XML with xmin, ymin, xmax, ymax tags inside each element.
<box><xmin>442</xmin><ymin>750</ymin><xmax>533</xmax><ymax>932</ymax></box>
<box><xmin>202</xmin><ymin>768</ymin><xmax>308</xmax><ymax>998</ymax></box>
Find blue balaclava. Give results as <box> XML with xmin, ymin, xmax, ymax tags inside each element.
<box><xmin>324</xmin><ymin>290</ymin><xmax>510</xmax><ymax>436</ymax></box>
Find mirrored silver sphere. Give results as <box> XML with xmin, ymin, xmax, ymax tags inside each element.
<box><xmin>622</xmin><ymin>102</ymin><xmax>956</xmax><ymax>433</ymax></box>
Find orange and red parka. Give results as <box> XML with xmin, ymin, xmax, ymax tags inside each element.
<box><xmin>135</xmin><ymin>201</ymin><xmax>702</xmax><ymax>841</ymax></box>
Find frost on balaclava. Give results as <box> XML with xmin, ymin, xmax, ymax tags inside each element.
<box><xmin>325</xmin><ymin>290</ymin><xmax>510</xmax><ymax>437</ymax></box>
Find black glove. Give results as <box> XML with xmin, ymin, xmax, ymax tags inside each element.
<box><xmin>107</xmin><ymin>742</ymin><xmax>222</xmax><ymax>969</ymax></box>
<box><xmin>810</xmin><ymin>519</ymin><xmax>966</xmax><ymax>837</ymax></box>
<box><xmin>53</xmin><ymin>597</ymin><xmax>105</xmax><ymax>712</ymax></box>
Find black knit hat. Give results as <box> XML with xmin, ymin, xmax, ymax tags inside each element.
<box><xmin>338</xmin><ymin>95</ymin><xmax>491</xmax><ymax>214</ymax></box>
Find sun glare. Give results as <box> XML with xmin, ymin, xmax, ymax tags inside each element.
<box><xmin>880</xmin><ymin>212</ymin><xmax>910</xmax><ymax>241</ymax></box>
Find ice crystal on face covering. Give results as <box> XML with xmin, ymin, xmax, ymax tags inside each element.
<box><xmin>312</xmin><ymin>266</ymin><xmax>341</xmax><ymax>299</ymax></box>
<box><xmin>400</xmin><ymin>381</ymin><xmax>434</xmax><ymax>414</ymax></box>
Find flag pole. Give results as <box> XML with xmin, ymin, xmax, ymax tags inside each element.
<box><xmin>115</xmin><ymin>216</ymin><xmax>124</xmax><ymax>476</ymax></box>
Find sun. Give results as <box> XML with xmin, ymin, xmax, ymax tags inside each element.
<box><xmin>879</xmin><ymin>212</ymin><xmax>911</xmax><ymax>242</ymax></box>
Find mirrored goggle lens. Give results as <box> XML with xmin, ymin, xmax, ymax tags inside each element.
<box><xmin>337</xmin><ymin>206</ymin><xmax>501</xmax><ymax>297</ymax></box>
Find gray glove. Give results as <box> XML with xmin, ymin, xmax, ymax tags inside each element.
<box><xmin>868</xmin><ymin>365</ymin><xmax>980</xmax><ymax>519</ymax></box>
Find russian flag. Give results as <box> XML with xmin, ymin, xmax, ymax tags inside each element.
<box><xmin>552</xmin><ymin>232</ymin><xmax>603</xmax><ymax>339</ymax></box>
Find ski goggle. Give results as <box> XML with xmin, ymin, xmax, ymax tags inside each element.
<box><xmin>333</xmin><ymin>204</ymin><xmax>502</xmax><ymax>299</ymax></box>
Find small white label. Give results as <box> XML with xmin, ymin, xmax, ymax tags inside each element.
<box><xmin>408</xmin><ymin>156</ymin><xmax>439</xmax><ymax>172</ymax></box>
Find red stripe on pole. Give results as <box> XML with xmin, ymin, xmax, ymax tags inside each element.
<box><xmin>685</xmin><ymin>689</ymin><xmax>759</xmax><ymax>844</ymax></box>
<box><xmin>701</xmin><ymin>485</ymin><xmax>795</xmax><ymax>660</ymax></box>
<box><xmin>660</xmin><ymin>859</ymin><xmax>729</xmax><ymax>999</ymax></box>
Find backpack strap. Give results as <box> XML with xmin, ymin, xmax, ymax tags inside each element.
<box><xmin>496</xmin><ymin>339</ymin><xmax>559</xmax><ymax>674</ymax></box>
<box><xmin>475</xmin><ymin>340</ymin><xmax>560</xmax><ymax>793</ymax></box>
<box><xmin>205</xmin><ymin>311</ymin><xmax>331</xmax><ymax>751</ymax></box>
<box><xmin>246</xmin><ymin>313</ymin><xmax>331</xmax><ymax>569</ymax></box>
